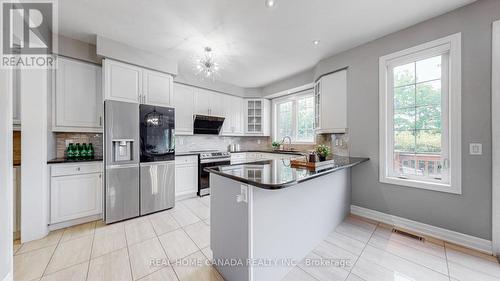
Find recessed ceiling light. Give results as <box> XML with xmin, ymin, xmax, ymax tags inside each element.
<box><xmin>313</xmin><ymin>40</ymin><xmax>320</xmax><ymax>45</ymax></box>
<box><xmin>265</xmin><ymin>0</ymin><xmax>276</xmax><ymax>8</ymax></box>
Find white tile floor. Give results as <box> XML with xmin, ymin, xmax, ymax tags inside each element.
<box><xmin>13</xmin><ymin>196</ymin><xmax>500</xmax><ymax>281</ymax></box>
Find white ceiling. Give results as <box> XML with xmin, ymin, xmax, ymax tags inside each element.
<box><xmin>58</xmin><ymin>0</ymin><xmax>475</xmax><ymax>88</ymax></box>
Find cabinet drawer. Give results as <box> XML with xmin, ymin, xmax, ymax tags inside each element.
<box><xmin>175</xmin><ymin>155</ymin><xmax>198</xmax><ymax>165</ymax></box>
<box><xmin>51</xmin><ymin>162</ymin><xmax>103</xmax><ymax>177</ymax></box>
<box><xmin>230</xmin><ymin>153</ymin><xmax>246</xmax><ymax>160</ymax></box>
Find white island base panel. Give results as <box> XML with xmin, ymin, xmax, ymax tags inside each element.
<box><xmin>210</xmin><ymin>169</ymin><xmax>351</xmax><ymax>281</ymax></box>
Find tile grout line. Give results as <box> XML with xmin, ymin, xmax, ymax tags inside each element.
<box><xmin>444</xmin><ymin>243</ymin><xmax>500</xmax><ymax>279</ymax></box>
<box><xmin>444</xmin><ymin>243</ymin><xmax>452</xmax><ymax>281</ymax></box>
<box><xmin>356</xmin><ymin>224</ymin><xmax>451</xmax><ymax>279</ymax></box>
<box><xmin>123</xmin><ymin>221</ymin><xmax>137</xmax><ymax>281</ymax></box>
<box><xmin>294</xmin><ymin>265</ymin><xmax>321</xmax><ymax>281</ymax></box>
<box><xmin>366</xmin><ymin>230</ymin><xmax>450</xmax><ymax>270</ymax></box>
<box><xmin>344</xmin><ymin>221</ymin><xmax>379</xmax><ymax>281</ymax></box>
<box><xmin>369</xmin><ymin>227</ymin><xmax>448</xmax><ymax>261</ymax></box>
<box><xmin>146</xmin><ymin>215</ymin><xmax>182</xmax><ymax>281</ymax></box>
<box><xmin>39</xmin><ymin>226</ymin><xmax>66</xmax><ymax>278</ymax></box>
<box><xmin>84</xmin><ymin>222</ymin><xmax>97</xmax><ymax>281</ymax></box>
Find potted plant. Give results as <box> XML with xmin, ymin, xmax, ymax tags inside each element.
<box><xmin>271</xmin><ymin>141</ymin><xmax>281</xmax><ymax>150</ymax></box>
<box><xmin>316</xmin><ymin>145</ymin><xmax>330</xmax><ymax>161</ymax></box>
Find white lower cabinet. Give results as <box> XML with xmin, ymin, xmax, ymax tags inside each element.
<box><xmin>175</xmin><ymin>156</ymin><xmax>198</xmax><ymax>199</ymax></box>
<box><xmin>230</xmin><ymin>152</ymin><xmax>300</xmax><ymax>164</ymax></box>
<box><xmin>50</xmin><ymin>163</ymin><xmax>103</xmax><ymax>225</ymax></box>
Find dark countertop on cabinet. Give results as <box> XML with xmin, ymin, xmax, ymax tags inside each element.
<box><xmin>229</xmin><ymin>149</ymin><xmax>304</xmax><ymax>155</ymax></box>
<box><xmin>205</xmin><ymin>156</ymin><xmax>369</xmax><ymax>189</ymax></box>
<box><xmin>47</xmin><ymin>158</ymin><xmax>104</xmax><ymax>164</ymax></box>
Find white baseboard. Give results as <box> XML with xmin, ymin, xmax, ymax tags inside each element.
<box><xmin>351</xmin><ymin>205</ymin><xmax>493</xmax><ymax>255</ymax></box>
<box><xmin>48</xmin><ymin>214</ymin><xmax>102</xmax><ymax>231</ymax></box>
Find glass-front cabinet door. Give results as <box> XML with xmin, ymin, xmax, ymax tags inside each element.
<box><xmin>314</xmin><ymin>80</ymin><xmax>321</xmax><ymax>129</ymax></box>
<box><xmin>246</xmin><ymin>100</ymin><xmax>263</xmax><ymax>133</ymax></box>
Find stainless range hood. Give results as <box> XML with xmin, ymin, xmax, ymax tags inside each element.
<box><xmin>193</xmin><ymin>114</ymin><xmax>225</xmax><ymax>134</ymax></box>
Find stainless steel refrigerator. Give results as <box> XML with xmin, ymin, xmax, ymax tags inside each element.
<box><xmin>104</xmin><ymin>100</ymin><xmax>175</xmax><ymax>224</ymax></box>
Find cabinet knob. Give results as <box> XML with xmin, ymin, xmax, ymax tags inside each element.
<box><xmin>77</xmin><ymin>167</ymin><xmax>81</xmax><ymax>171</ymax></box>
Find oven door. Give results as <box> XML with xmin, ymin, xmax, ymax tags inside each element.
<box><xmin>199</xmin><ymin>159</ymin><xmax>231</xmax><ymax>196</ymax></box>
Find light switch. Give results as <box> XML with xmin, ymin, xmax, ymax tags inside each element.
<box><xmin>469</xmin><ymin>143</ymin><xmax>482</xmax><ymax>155</ymax></box>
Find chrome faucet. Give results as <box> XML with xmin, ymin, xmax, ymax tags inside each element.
<box><xmin>281</xmin><ymin>136</ymin><xmax>292</xmax><ymax>151</ymax></box>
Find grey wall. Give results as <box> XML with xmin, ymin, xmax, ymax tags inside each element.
<box><xmin>262</xmin><ymin>68</ymin><xmax>314</xmax><ymax>96</ymax></box>
<box><xmin>174</xmin><ymin>72</ymin><xmax>263</xmax><ymax>98</ymax></box>
<box><xmin>326</xmin><ymin>0</ymin><xmax>496</xmax><ymax>240</ymax></box>
<box><xmin>262</xmin><ymin>0</ymin><xmax>499</xmax><ymax>240</ymax></box>
<box><xmin>57</xmin><ymin>35</ymin><xmax>100</xmax><ymax>64</ymax></box>
<box><xmin>96</xmin><ymin>36</ymin><xmax>178</xmax><ymax>75</ymax></box>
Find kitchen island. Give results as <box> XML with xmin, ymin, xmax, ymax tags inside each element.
<box><xmin>205</xmin><ymin>156</ymin><xmax>368</xmax><ymax>281</ymax></box>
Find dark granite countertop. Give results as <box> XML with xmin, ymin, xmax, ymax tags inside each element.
<box><xmin>229</xmin><ymin>150</ymin><xmax>304</xmax><ymax>155</ymax></box>
<box><xmin>205</xmin><ymin>156</ymin><xmax>369</xmax><ymax>189</ymax></box>
<box><xmin>47</xmin><ymin>158</ymin><xmax>103</xmax><ymax>164</ymax></box>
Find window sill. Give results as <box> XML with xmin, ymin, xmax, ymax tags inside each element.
<box><xmin>379</xmin><ymin>176</ymin><xmax>461</xmax><ymax>194</ymax></box>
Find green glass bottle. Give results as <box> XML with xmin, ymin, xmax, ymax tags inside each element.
<box><xmin>88</xmin><ymin>143</ymin><xmax>95</xmax><ymax>160</ymax></box>
<box><xmin>74</xmin><ymin>143</ymin><xmax>81</xmax><ymax>160</ymax></box>
<box><xmin>67</xmin><ymin>143</ymin><xmax>74</xmax><ymax>160</ymax></box>
<box><xmin>81</xmin><ymin>143</ymin><xmax>88</xmax><ymax>159</ymax></box>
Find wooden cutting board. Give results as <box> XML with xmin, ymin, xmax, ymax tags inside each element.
<box><xmin>13</xmin><ymin>131</ymin><xmax>21</xmax><ymax>166</ymax></box>
<box><xmin>290</xmin><ymin>158</ymin><xmax>335</xmax><ymax>169</ymax></box>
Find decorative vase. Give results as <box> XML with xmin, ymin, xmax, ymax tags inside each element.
<box><xmin>319</xmin><ymin>155</ymin><xmax>326</xmax><ymax>162</ymax></box>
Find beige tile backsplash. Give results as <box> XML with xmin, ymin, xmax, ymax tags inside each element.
<box><xmin>53</xmin><ymin>132</ymin><xmax>347</xmax><ymax>159</ymax></box>
<box><xmin>55</xmin><ymin>133</ymin><xmax>103</xmax><ymax>159</ymax></box>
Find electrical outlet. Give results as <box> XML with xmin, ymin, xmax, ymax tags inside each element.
<box><xmin>469</xmin><ymin>143</ymin><xmax>482</xmax><ymax>155</ymax></box>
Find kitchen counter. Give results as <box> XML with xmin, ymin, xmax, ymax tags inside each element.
<box><xmin>209</xmin><ymin>156</ymin><xmax>368</xmax><ymax>281</ymax></box>
<box><xmin>205</xmin><ymin>156</ymin><xmax>368</xmax><ymax>189</ymax></box>
<box><xmin>229</xmin><ymin>149</ymin><xmax>304</xmax><ymax>155</ymax></box>
<box><xmin>47</xmin><ymin>158</ymin><xmax>103</xmax><ymax>164</ymax></box>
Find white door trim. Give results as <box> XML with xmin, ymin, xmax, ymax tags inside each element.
<box><xmin>0</xmin><ymin>69</ymin><xmax>14</xmax><ymax>281</ymax></box>
<box><xmin>492</xmin><ymin>20</ymin><xmax>500</xmax><ymax>257</ymax></box>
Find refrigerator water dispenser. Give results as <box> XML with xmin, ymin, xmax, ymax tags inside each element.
<box><xmin>113</xmin><ymin>139</ymin><xmax>134</xmax><ymax>162</ymax></box>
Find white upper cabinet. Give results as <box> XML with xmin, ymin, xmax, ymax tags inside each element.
<box><xmin>177</xmin><ymin>83</ymin><xmax>244</xmax><ymax>136</ymax></box>
<box><xmin>193</xmin><ymin>88</ymin><xmax>228</xmax><ymax>116</ymax></box>
<box><xmin>314</xmin><ymin>69</ymin><xmax>347</xmax><ymax>134</ymax></box>
<box><xmin>173</xmin><ymin>83</ymin><xmax>195</xmax><ymax>135</ymax></box>
<box><xmin>53</xmin><ymin>57</ymin><xmax>103</xmax><ymax>132</ymax></box>
<box><xmin>104</xmin><ymin>59</ymin><xmax>173</xmax><ymax>106</ymax></box>
<box><xmin>104</xmin><ymin>59</ymin><xmax>142</xmax><ymax>103</ymax></box>
<box><xmin>221</xmin><ymin>95</ymin><xmax>244</xmax><ymax>136</ymax></box>
<box><xmin>245</xmin><ymin>99</ymin><xmax>271</xmax><ymax>136</ymax></box>
<box><xmin>143</xmin><ymin>70</ymin><xmax>174</xmax><ymax>107</ymax></box>
<box><xmin>194</xmin><ymin>88</ymin><xmax>212</xmax><ymax>115</ymax></box>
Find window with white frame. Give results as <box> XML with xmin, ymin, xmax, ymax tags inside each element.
<box><xmin>379</xmin><ymin>33</ymin><xmax>461</xmax><ymax>194</ymax></box>
<box><xmin>273</xmin><ymin>92</ymin><xmax>315</xmax><ymax>143</ymax></box>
